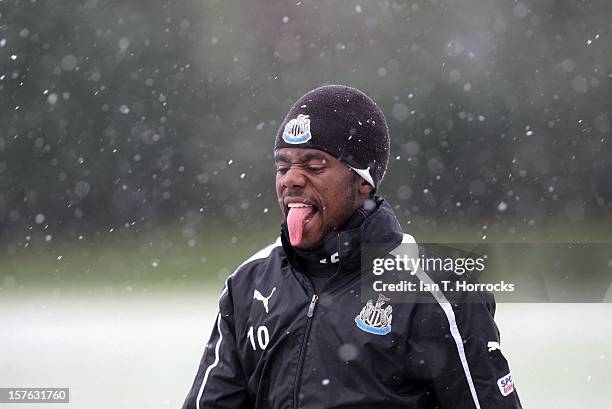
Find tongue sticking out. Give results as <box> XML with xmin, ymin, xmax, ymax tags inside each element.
<box><xmin>287</xmin><ymin>207</ymin><xmax>315</xmax><ymax>246</ymax></box>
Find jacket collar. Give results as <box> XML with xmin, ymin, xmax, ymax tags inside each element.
<box><xmin>280</xmin><ymin>196</ymin><xmax>404</xmax><ymax>275</ymax></box>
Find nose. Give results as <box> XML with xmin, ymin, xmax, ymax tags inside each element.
<box><xmin>281</xmin><ymin>166</ymin><xmax>307</xmax><ymax>189</ymax></box>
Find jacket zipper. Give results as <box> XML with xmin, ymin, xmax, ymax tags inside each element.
<box><xmin>292</xmin><ymin>294</ymin><xmax>318</xmax><ymax>408</ymax></box>
<box><xmin>290</xmin><ymin>256</ymin><xmax>346</xmax><ymax>407</ymax></box>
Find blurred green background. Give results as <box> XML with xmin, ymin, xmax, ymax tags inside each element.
<box><xmin>2</xmin><ymin>0</ymin><xmax>612</xmax><ymax>292</ymax></box>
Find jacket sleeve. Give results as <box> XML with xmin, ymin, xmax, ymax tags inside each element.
<box><xmin>427</xmin><ymin>289</ymin><xmax>523</xmax><ymax>409</ymax></box>
<box><xmin>182</xmin><ymin>281</ymin><xmax>252</xmax><ymax>409</ymax></box>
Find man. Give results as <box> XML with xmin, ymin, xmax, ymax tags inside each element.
<box><xmin>183</xmin><ymin>85</ymin><xmax>522</xmax><ymax>408</ymax></box>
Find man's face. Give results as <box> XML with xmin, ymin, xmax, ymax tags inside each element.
<box><xmin>275</xmin><ymin>148</ymin><xmax>367</xmax><ymax>249</ymax></box>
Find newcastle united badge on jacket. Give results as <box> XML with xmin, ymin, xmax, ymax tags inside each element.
<box><xmin>355</xmin><ymin>293</ymin><xmax>392</xmax><ymax>335</ymax></box>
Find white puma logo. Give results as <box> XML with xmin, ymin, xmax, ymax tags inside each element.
<box><xmin>488</xmin><ymin>341</ymin><xmax>501</xmax><ymax>352</ymax></box>
<box><xmin>253</xmin><ymin>287</ymin><xmax>277</xmax><ymax>313</ymax></box>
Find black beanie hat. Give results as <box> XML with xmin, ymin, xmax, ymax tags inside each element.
<box><xmin>274</xmin><ymin>85</ymin><xmax>390</xmax><ymax>189</ymax></box>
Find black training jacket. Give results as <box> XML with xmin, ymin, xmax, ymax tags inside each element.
<box><xmin>183</xmin><ymin>198</ymin><xmax>523</xmax><ymax>409</ymax></box>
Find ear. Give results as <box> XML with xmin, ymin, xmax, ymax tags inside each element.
<box><xmin>358</xmin><ymin>178</ymin><xmax>373</xmax><ymax>195</ymax></box>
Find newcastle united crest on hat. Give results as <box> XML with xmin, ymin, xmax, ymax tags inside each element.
<box><xmin>355</xmin><ymin>294</ymin><xmax>392</xmax><ymax>335</ymax></box>
<box><xmin>282</xmin><ymin>114</ymin><xmax>312</xmax><ymax>144</ymax></box>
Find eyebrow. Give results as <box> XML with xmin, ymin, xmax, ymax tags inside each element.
<box><xmin>274</xmin><ymin>152</ymin><xmax>328</xmax><ymax>164</ymax></box>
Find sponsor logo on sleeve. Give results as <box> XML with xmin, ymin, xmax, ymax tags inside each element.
<box><xmin>497</xmin><ymin>372</ymin><xmax>514</xmax><ymax>396</ymax></box>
